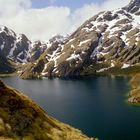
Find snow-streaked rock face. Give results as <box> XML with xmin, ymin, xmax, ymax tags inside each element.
<box><xmin>29</xmin><ymin>41</ymin><xmax>47</xmax><ymax>62</ymax></box>
<box><xmin>0</xmin><ymin>26</ymin><xmax>31</xmax><ymax>63</ymax></box>
<box><xmin>123</xmin><ymin>0</ymin><xmax>140</xmax><ymax>15</ymax></box>
<box><xmin>0</xmin><ymin>26</ymin><xmax>66</xmax><ymax>74</ymax></box>
<box><xmin>0</xmin><ymin>26</ymin><xmax>50</xmax><ymax>64</ymax></box>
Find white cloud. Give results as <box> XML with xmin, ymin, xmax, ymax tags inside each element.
<box><xmin>2</xmin><ymin>6</ymin><xmax>71</xmax><ymax>41</ymax></box>
<box><xmin>71</xmin><ymin>0</ymin><xmax>130</xmax><ymax>29</ymax></box>
<box><xmin>0</xmin><ymin>0</ymin><xmax>131</xmax><ymax>41</ymax></box>
<box><xmin>0</xmin><ymin>0</ymin><xmax>31</xmax><ymax>17</ymax></box>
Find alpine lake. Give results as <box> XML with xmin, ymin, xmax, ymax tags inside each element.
<box><xmin>1</xmin><ymin>76</ymin><xmax>140</xmax><ymax>140</ymax></box>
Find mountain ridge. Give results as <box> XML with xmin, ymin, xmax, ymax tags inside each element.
<box><xmin>18</xmin><ymin>0</ymin><xmax>140</xmax><ymax>79</ymax></box>
<box><xmin>1</xmin><ymin>0</ymin><xmax>140</xmax><ymax>79</ymax></box>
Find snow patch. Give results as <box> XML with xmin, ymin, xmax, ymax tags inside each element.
<box><xmin>66</xmin><ymin>53</ymin><xmax>81</xmax><ymax>61</ymax></box>
<box><xmin>0</xmin><ymin>42</ymin><xmax>5</xmax><ymax>50</ymax></box>
<box><xmin>96</xmin><ymin>68</ymin><xmax>109</xmax><ymax>73</ymax></box>
<box><xmin>42</xmin><ymin>63</ymin><xmax>48</xmax><ymax>72</ymax></box>
<box><xmin>78</xmin><ymin>39</ymin><xmax>91</xmax><ymax>46</ymax></box>
<box><xmin>121</xmin><ymin>63</ymin><xmax>130</xmax><ymax>69</ymax></box>
<box><xmin>66</xmin><ymin>38</ymin><xmax>75</xmax><ymax>44</ymax></box>
<box><xmin>111</xmin><ymin>62</ymin><xmax>115</xmax><ymax>67</ymax></box>
<box><xmin>71</xmin><ymin>44</ymin><xmax>75</xmax><ymax>48</ymax></box>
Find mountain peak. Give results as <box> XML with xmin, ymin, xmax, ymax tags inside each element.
<box><xmin>123</xmin><ymin>0</ymin><xmax>140</xmax><ymax>15</ymax></box>
<box><xmin>0</xmin><ymin>25</ymin><xmax>16</xmax><ymax>37</ymax></box>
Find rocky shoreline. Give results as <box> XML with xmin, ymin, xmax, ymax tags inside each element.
<box><xmin>128</xmin><ymin>74</ymin><xmax>140</xmax><ymax>104</ymax></box>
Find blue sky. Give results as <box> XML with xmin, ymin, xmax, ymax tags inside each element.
<box><xmin>32</xmin><ymin>0</ymin><xmax>105</xmax><ymax>9</ymax></box>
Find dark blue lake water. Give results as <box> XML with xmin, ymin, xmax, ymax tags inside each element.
<box><xmin>1</xmin><ymin>76</ymin><xmax>140</xmax><ymax>140</ymax></box>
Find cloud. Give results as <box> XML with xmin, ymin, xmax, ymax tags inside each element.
<box><xmin>2</xmin><ymin>6</ymin><xmax>71</xmax><ymax>41</ymax></box>
<box><xmin>71</xmin><ymin>0</ymin><xmax>130</xmax><ymax>28</ymax></box>
<box><xmin>0</xmin><ymin>0</ymin><xmax>131</xmax><ymax>41</ymax></box>
<box><xmin>0</xmin><ymin>0</ymin><xmax>31</xmax><ymax>17</ymax></box>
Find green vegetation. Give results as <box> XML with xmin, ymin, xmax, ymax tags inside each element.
<box><xmin>97</xmin><ymin>65</ymin><xmax>140</xmax><ymax>76</ymax></box>
<box><xmin>81</xmin><ymin>62</ymin><xmax>140</xmax><ymax>76</ymax></box>
<box><xmin>0</xmin><ymin>73</ymin><xmax>16</xmax><ymax>77</ymax></box>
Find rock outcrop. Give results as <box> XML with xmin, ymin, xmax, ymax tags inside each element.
<box><xmin>0</xmin><ymin>26</ymin><xmax>31</xmax><ymax>63</ymax></box>
<box><xmin>128</xmin><ymin>74</ymin><xmax>140</xmax><ymax>104</ymax></box>
<box><xmin>123</xmin><ymin>0</ymin><xmax>140</xmax><ymax>15</ymax></box>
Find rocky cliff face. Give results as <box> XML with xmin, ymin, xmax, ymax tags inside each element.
<box><xmin>0</xmin><ymin>26</ymin><xmax>50</xmax><ymax>73</ymax></box>
<box><xmin>0</xmin><ymin>26</ymin><xmax>31</xmax><ymax>63</ymax></box>
<box><xmin>123</xmin><ymin>0</ymin><xmax>140</xmax><ymax>15</ymax></box>
<box><xmin>0</xmin><ymin>80</ymin><xmax>95</xmax><ymax>140</ymax></box>
<box><xmin>29</xmin><ymin>41</ymin><xmax>47</xmax><ymax>62</ymax></box>
<box><xmin>128</xmin><ymin>73</ymin><xmax>140</xmax><ymax>104</ymax></box>
<box><xmin>0</xmin><ymin>26</ymin><xmax>31</xmax><ymax>73</ymax></box>
<box><xmin>0</xmin><ymin>54</ymin><xmax>15</xmax><ymax>74</ymax></box>
<box><xmin>20</xmin><ymin>0</ymin><xmax>140</xmax><ymax>78</ymax></box>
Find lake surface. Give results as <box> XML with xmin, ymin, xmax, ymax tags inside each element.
<box><xmin>1</xmin><ymin>76</ymin><xmax>140</xmax><ymax>140</ymax></box>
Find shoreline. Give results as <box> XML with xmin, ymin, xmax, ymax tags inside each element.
<box><xmin>127</xmin><ymin>74</ymin><xmax>140</xmax><ymax>105</ymax></box>
<box><xmin>1</xmin><ymin>73</ymin><xmax>138</xmax><ymax>106</ymax></box>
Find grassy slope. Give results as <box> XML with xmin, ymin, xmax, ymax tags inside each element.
<box><xmin>0</xmin><ymin>80</ymin><xmax>96</xmax><ymax>140</ymax></box>
<box><xmin>128</xmin><ymin>74</ymin><xmax>140</xmax><ymax>104</ymax></box>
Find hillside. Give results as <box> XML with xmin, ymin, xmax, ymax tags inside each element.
<box><xmin>128</xmin><ymin>73</ymin><xmax>140</xmax><ymax>104</ymax></box>
<box><xmin>0</xmin><ymin>80</ymin><xmax>96</xmax><ymax>140</ymax></box>
<box><xmin>0</xmin><ymin>26</ymin><xmax>48</xmax><ymax>74</ymax></box>
<box><xmin>19</xmin><ymin>0</ymin><xmax>140</xmax><ymax>79</ymax></box>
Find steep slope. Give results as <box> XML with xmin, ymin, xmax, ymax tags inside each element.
<box><xmin>0</xmin><ymin>25</ymin><xmax>67</xmax><ymax>76</ymax></box>
<box><xmin>128</xmin><ymin>73</ymin><xmax>140</xmax><ymax>104</ymax></box>
<box><xmin>0</xmin><ymin>26</ymin><xmax>31</xmax><ymax>73</ymax></box>
<box><xmin>20</xmin><ymin>0</ymin><xmax>140</xmax><ymax>79</ymax></box>
<box><xmin>0</xmin><ymin>26</ymin><xmax>51</xmax><ymax>74</ymax></box>
<box><xmin>29</xmin><ymin>41</ymin><xmax>47</xmax><ymax>62</ymax></box>
<box><xmin>123</xmin><ymin>0</ymin><xmax>140</xmax><ymax>15</ymax></box>
<box><xmin>0</xmin><ymin>26</ymin><xmax>31</xmax><ymax>63</ymax></box>
<box><xmin>0</xmin><ymin>54</ymin><xmax>15</xmax><ymax>74</ymax></box>
<box><xmin>19</xmin><ymin>35</ymin><xmax>66</xmax><ymax>79</ymax></box>
<box><xmin>0</xmin><ymin>80</ymin><xmax>95</xmax><ymax>140</ymax></box>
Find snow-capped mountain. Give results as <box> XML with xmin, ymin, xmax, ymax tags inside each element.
<box><xmin>0</xmin><ymin>26</ymin><xmax>31</xmax><ymax>63</ymax></box>
<box><xmin>29</xmin><ymin>41</ymin><xmax>47</xmax><ymax>62</ymax></box>
<box><xmin>0</xmin><ymin>26</ymin><xmax>65</xmax><ymax>73</ymax></box>
<box><xmin>0</xmin><ymin>26</ymin><xmax>55</xmax><ymax>64</ymax></box>
<box><xmin>19</xmin><ymin>0</ymin><xmax>140</xmax><ymax>78</ymax></box>
<box><xmin>1</xmin><ymin>0</ymin><xmax>140</xmax><ymax>78</ymax></box>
